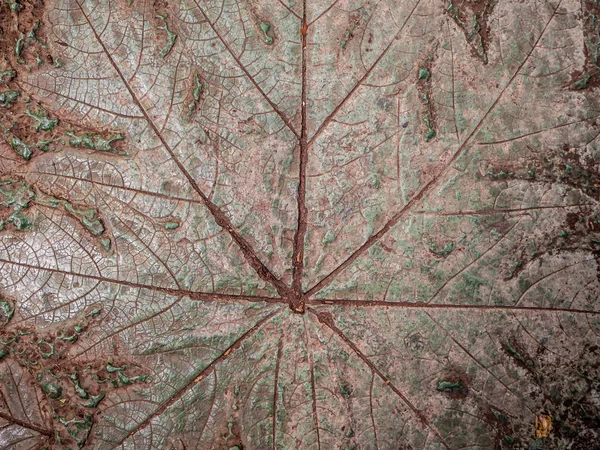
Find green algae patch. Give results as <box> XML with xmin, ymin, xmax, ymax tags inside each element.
<box><xmin>42</xmin><ymin>381</ymin><xmax>62</xmax><ymax>399</ymax></box>
<box><xmin>0</xmin><ymin>180</ymin><xmax>35</xmax><ymax>231</ymax></box>
<box><xmin>83</xmin><ymin>393</ymin><xmax>104</xmax><ymax>408</ymax></box>
<box><xmin>156</xmin><ymin>13</ymin><xmax>177</xmax><ymax>57</ymax></box>
<box><xmin>38</xmin><ymin>196</ymin><xmax>104</xmax><ymax>236</ymax></box>
<box><xmin>14</xmin><ymin>36</ymin><xmax>25</xmax><ymax>63</ymax></box>
<box><xmin>3</xmin><ymin>0</ymin><xmax>23</xmax><ymax>12</ymax></box>
<box><xmin>260</xmin><ymin>22</ymin><xmax>274</xmax><ymax>45</ymax></box>
<box><xmin>9</xmin><ymin>137</ymin><xmax>32</xmax><ymax>160</ymax></box>
<box><xmin>26</xmin><ymin>106</ymin><xmax>59</xmax><ymax>131</ymax></box>
<box><xmin>187</xmin><ymin>70</ymin><xmax>204</xmax><ymax>114</ymax></box>
<box><xmin>430</xmin><ymin>241</ymin><xmax>456</xmax><ymax>257</ymax></box>
<box><xmin>0</xmin><ymin>298</ymin><xmax>14</xmax><ymax>326</ymax></box>
<box><xmin>106</xmin><ymin>363</ymin><xmax>125</xmax><ymax>373</ymax></box>
<box><xmin>437</xmin><ymin>379</ymin><xmax>468</xmax><ymax>394</ymax></box>
<box><xmin>0</xmin><ymin>90</ymin><xmax>20</xmax><ymax>108</ymax></box>
<box><xmin>0</xmin><ymin>69</ymin><xmax>16</xmax><ymax>84</ymax></box>
<box><xmin>66</xmin><ymin>131</ymin><xmax>124</xmax><ymax>153</ymax></box>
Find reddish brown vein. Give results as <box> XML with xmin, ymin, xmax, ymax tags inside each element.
<box><xmin>308</xmin><ymin>307</ymin><xmax>450</xmax><ymax>449</ymax></box>
<box><xmin>291</xmin><ymin>2</ymin><xmax>309</xmax><ymax>308</ymax></box>
<box><xmin>0</xmin><ymin>410</ymin><xmax>53</xmax><ymax>437</ymax></box>
<box><xmin>110</xmin><ymin>308</ymin><xmax>281</xmax><ymax>448</ymax></box>
<box><xmin>305</xmin><ymin>0</ymin><xmax>564</xmax><ymax>298</ymax></box>
<box><xmin>306</xmin><ymin>299</ymin><xmax>600</xmax><ymax>315</ymax></box>
<box><xmin>74</xmin><ymin>0</ymin><xmax>293</xmax><ymax>300</ymax></box>
<box><xmin>477</xmin><ymin>114</ymin><xmax>600</xmax><ymax>145</ymax></box>
<box><xmin>0</xmin><ymin>256</ymin><xmax>286</xmax><ymax>306</ymax></box>
<box><xmin>272</xmin><ymin>338</ymin><xmax>283</xmax><ymax>450</ymax></box>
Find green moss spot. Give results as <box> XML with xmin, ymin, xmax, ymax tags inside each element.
<box><xmin>339</xmin><ymin>382</ymin><xmax>352</xmax><ymax>396</ymax></box>
<box><xmin>192</xmin><ymin>71</ymin><xmax>203</xmax><ymax>102</ymax></box>
<box><xmin>26</xmin><ymin>21</ymin><xmax>41</xmax><ymax>43</ymax></box>
<box><xmin>0</xmin><ymin>347</ymin><xmax>8</xmax><ymax>359</ymax></box>
<box><xmin>118</xmin><ymin>372</ymin><xmax>148</xmax><ymax>385</ymax></box>
<box><xmin>8</xmin><ymin>213</ymin><xmax>31</xmax><ymax>230</ymax></box>
<box><xmin>156</xmin><ymin>14</ymin><xmax>177</xmax><ymax>57</ymax></box>
<box><xmin>0</xmin><ymin>90</ymin><xmax>20</xmax><ymax>108</ymax></box>
<box><xmin>573</xmin><ymin>75</ymin><xmax>592</xmax><ymax>90</ymax></box>
<box><xmin>100</xmin><ymin>238</ymin><xmax>111</xmax><ymax>251</ymax></box>
<box><xmin>14</xmin><ymin>36</ymin><xmax>25</xmax><ymax>63</ymax></box>
<box><xmin>503</xmin><ymin>341</ymin><xmax>526</xmax><ymax>364</ymax></box>
<box><xmin>260</xmin><ymin>21</ymin><xmax>274</xmax><ymax>45</ymax></box>
<box><xmin>26</xmin><ymin>106</ymin><xmax>59</xmax><ymax>131</ymax></box>
<box><xmin>34</xmin><ymin>139</ymin><xmax>54</xmax><ymax>151</ymax></box>
<box><xmin>42</xmin><ymin>382</ymin><xmax>62</xmax><ymax>399</ymax></box>
<box><xmin>86</xmin><ymin>307</ymin><xmax>101</xmax><ymax>318</ymax></box>
<box><xmin>424</xmin><ymin>128</ymin><xmax>436</xmax><ymax>141</ymax></box>
<box><xmin>437</xmin><ymin>379</ymin><xmax>467</xmax><ymax>394</ymax></box>
<box><xmin>83</xmin><ymin>393</ymin><xmax>104</xmax><ymax>408</ymax></box>
<box><xmin>106</xmin><ymin>363</ymin><xmax>125</xmax><ymax>373</ymax></box>
<box><xmin>73</xmin><ymin>381</ymin><xmax>89</xmax><ymax>399</ymax></box>
<box><xmin>322</xmin><ymin>230</ymin><xmax>336</xmax><ymax>245</ymax></box>
<box><xmin>39</xmin><ymin>196</ymin><xmax>104</xmax><ymax>236</ymax></box>
<box><xmin>10</xmin><ymin>137</ymin><xmax>32</xmax><ymax>160</ymax></box>
<box><xmin>65</xmin><ymin>131</ymin><xmax>124</xmax><ymax>153</ymax></box>
<box><xmin>430</xmin><ymin>241</ymin><xmax>455</xmax><ymax>257</ymax></box>
<box><xmin>422</xmin><ymin>114</ymin><xmax>436</xmax><ymax>142</ymax></box>
<box><xmin>37</xmin><ymin>340</ymin><xmax>55</xmax><ymax>358</ymax></box>
<box><xmin>418</xmin><ymin>67</ymin><xmax>430</xmax><ymax>81</ymax></box>
<box><xmin>0</xmin><ymin>69</ymin><xmax>16</xmax><ymax>84</ymax></box>
<box><xmin>187</xmin><ymin>88</ymin><xmax>202</xmax><ymax>114</ymax></box>
<box><xmin>0</xmin><ymin>299</ymin><xmax>14</xmax><ymax>326</ymax></box>
<box><xmin>4</xmin><ymin>0</ymin><xmax>23</xmax><ymax>12</ymax></box>
<box><xmin>164</xmin><ymin>221</ymin><xmax>179</xmax><ymax>230</ymax></box>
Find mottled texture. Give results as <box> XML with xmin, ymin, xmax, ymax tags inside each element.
<box><xmin>0</xmin><ymin>0</ymin><xmax>599</xmax><ymax>449</ymax></box>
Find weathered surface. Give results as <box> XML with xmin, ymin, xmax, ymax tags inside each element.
<box><xmin>0</xmin><ymin>0</ymin><xmax>599</xmax><ymax>448</ymax></box>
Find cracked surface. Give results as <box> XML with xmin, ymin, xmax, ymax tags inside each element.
<box><xmin>0</xmin><ymin>0</ymin><xmax>600</xmax><ymax>448</ymax></box>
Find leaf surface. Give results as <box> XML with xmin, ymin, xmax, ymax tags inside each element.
<box><xmin>0</xmin><ymin>0</ymin><xmax>599</xmax><ymax>448</ymax></box>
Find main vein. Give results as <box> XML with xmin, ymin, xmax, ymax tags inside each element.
<box><xmin>291</xmin><ymin>1</ymin><xmax>309</xmax><ymax>306</ymax></box>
